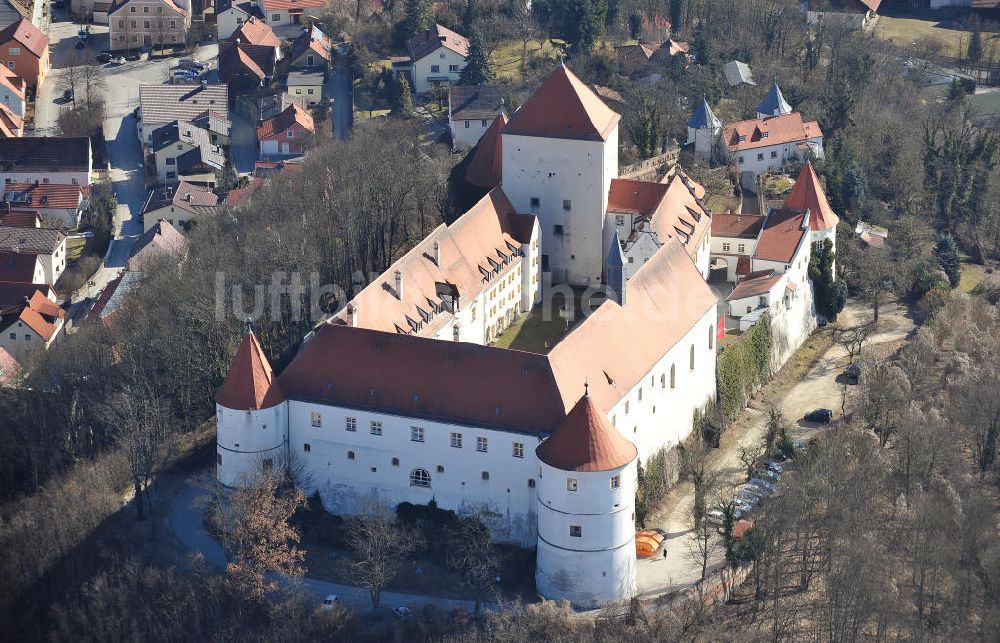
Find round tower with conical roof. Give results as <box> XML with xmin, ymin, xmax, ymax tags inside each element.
<box><xmin>215</xmin><ymin>330</ymin><xmax>289</xmax><ymax>486</ymax></box>
<box><xmin>534</xmin><ymin>388</ymin><xmax>639</xmax><ymax>608</ymax></box>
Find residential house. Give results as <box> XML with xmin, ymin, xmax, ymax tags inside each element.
<box><xmin>0</xmin><ymin>137</ymin><xmax>92</xmax><ymax>186</ymax></box>
<box><xmin>395</xmin><ymin>24</ymin><xmax>469</xmax><ymax>94</ymax></box>
<box><xmin>0</xmin><ymin>224</ymin><xmax>67</xmax><ymax>283</ymax></box>
<box><xmin>140</xmin><ymin>182</ymin><xmax>221</xmax><ymax>232</ymax></box>
<box><xmin>615</xmin><ymin>39</ymin><xmax>689</xmax><ymax>77</ymax></box>
<box><xmin>218</xmin><ymin>38</ymin><xmax>276</xmax><ymax>94</ymax></box>
<box><xmin>227</xmin><ymin>15</ymin><xmax>281</xmax><ymax>57</ymax></box>
<box><xmin>0</xmin><ymin>289</ymin><xmax>65</xmax><ymax>360</ymax></box>
<box><xmin>150</xmin><ymin>120</ymin><xmax>226</xmax><ymax>185</ymax></box>
<box><xmin>215</xmin><ymin>0</ymin><xmax>263</xmax><ymax>39</ymax></box>
<box><xmin>723</xmin><ymin>60</ymin><xmax>755</xmax><ymax>87</ymax></box>
<box><xmin>0</xmin><ymin>65</ymin><xmax>25</xmax><ymax>119</ymax></box>
<box><xmin>128</xmin><ymin>218</ymin><xmax>187</xmax><ymax>268</ymax></box>
<box><xmin>286</xmin><ymin>24</ymin><xmax>330</xmax><ymax>70</ymax></box>
<box><xmin>86</xmin><ymin>270</ymin><xmax>143</xmax><ymax>324</ymax></box>
<box><xmin>108</xmin><ymin>0</ymin><xmax>191</xmax><ymax>53</ymax></box>
<box><xmin>257</xmin><ymin>102</ymin><xmax>312</xmax><ymax>158</ymax></box>
<box><xmin>0</xmin><ymin>280</ymin><xmax>55</xmax><ymax>307</ymax></box>
<box><xmin>0</xmin><ymin>100</ymin><xmax>21</xmax><ymax>137</ymax></box>
<box><xmin>190</xmin><ymin>109</ymin><xmax>232</xmax><ymax>145</ymax></box>
<box><xmin>463</xmin><ymin>112</ymin><xmax>505</xmax><ymax>190</ymax></box>
<box><xmin>448</xmin><ymin>84</ymin><xmax>503</xmax><ymax>150</ymax></box>
<box><xmin>259</xmin><ymin>0</ymin><xmax>326</xmax><ymax>29</ymax></box>
<box><xmin>2</xmin><ymin>182</ymin><xmax>84</xmax><ymax>227</ymax></box>
<box><xmin>0</xmin><ymin>249</ymin><xmax>43</xmax><ymax>283</ymax></box>
<box><xmin>855</xmin><ymin>220</ymin><xmax>887</xmax><ymax>248</ymax></box>
<box><xmin>0</xmin><ymin>18</ymin><xmax>48</xmax><ymax>90</ymax></box>
<box><xmin>709</xmin><ymin>212</ymin><xmax>764</xmax><ymax>282</ymax></box>
<box><xmin>803</xmin><ymin>0</ymin><xmax>881</xmax><ymax>29</ymax></box>
<box><xmin>137</xmin><ymin>84</ymin><xmax>229</xmax><ymax>144</ymax></box>
<box><xmin>286</xmin><ymin>70</ymin><xmax>323</xmax><ymax>106</ymax></box>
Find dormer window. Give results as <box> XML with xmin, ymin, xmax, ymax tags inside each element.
<box><xmin>738</xmin><ymin>135</ymin><xmax>746</xmax><ymax>142</ymax></box>
<box><xmin>762</xmin><ymin>132</ymin><xmax>769</xmax><ymax>138</ymax></box>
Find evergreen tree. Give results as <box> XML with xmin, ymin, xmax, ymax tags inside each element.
<box><xmin>605</xmin><ymin>0</ymin><xmax>619</xmax><ymax>28</ymax></box>
<box><xmin>691</xmin><ymin>22</ymin><xmax>714</xmax><ymax>67</ymax></box>
<box><xmin>968</xmin><ymin>27</ymin><xmax>983</xmax><ymax>64</ymax></box>
<box><xmin>402</xmin><ymin>0</ymin><xmax>433</xmax><ymax>43</ymax></box>
<box><xmin>628</xmin><ymin>13</ymin><xmax>643</xmax><ymax>40</ymax></box>
<box><xmin>462</xmin><ymin>0</ymin><xmax>477</xmax><ymax>32</ymax></box>
<box><xmin>557</xmin><ymin>0</ymin><xmax>605</xmax><ymax>54</ymax></box>
<box><xmin>459</xmin><ymin>33</ymin><xmax>493</xmax><ymax>85</ymax></box>
<box><xmin>392</xmin><ymin>75</ymin><xmax>414</xmax><ymax>118</ymax></box>
<box><xmin>935</xmin><ymin>233</ymin><xmax>962</xmax><ymax>288</ymax></box>
<box><xmin>808</xmin><ymin>238</ymin><xmax>847</xmax><ymax>320</ymax></box>
<box><xmin>669</xmin><ymin>0</ymin><xmax>683</xmax><ymax>36</ymax></box>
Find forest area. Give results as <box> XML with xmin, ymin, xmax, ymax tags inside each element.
<box><xmin>2</xmin><ymin>0</ymin><xmax>1000</xmax><ymax>640</ymax></box>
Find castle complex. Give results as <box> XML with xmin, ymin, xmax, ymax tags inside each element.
<box><xmin>215</xmin><ymin>65</ymin><xmax>836</xmax><ymax>608</ymax></box>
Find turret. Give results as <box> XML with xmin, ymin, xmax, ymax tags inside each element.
<box><xmin>686</xmin><ymin>97</ymin><xmax>721</xmax><ymax>161</ymax></box>
<box><xmin>605</xmin><ymin>231</ymin><xmax>626</xmax><ymax>306</ymax></box>
<box><xmin>535</xmin><ymin>388</ymin><xmax>639</xmax><ymax>608</ymax></box>
<box><xmin>784</xmin><ymin>161</ymin><xmax>840</xmax><ymax>276</ymax></box>
<box><xmin>215</xmin><ymin>330</ymin><xmax>288</xmax><ymax>486</ymax></box>
<box><xmin>756</xmin><ymin>80</ymin><xmax>792</xmax><ymax>119</ymax></box>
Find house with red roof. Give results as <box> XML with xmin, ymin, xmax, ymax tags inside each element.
<box><xmin>0</xmin><ymin>289</ymin><xmax>64</xmax><ymax>360</ymax></box>
<box><xmin>215</xmin><ymin>0</ymin><xmax>265</xmax><ymax>39</ymax></box>
<box><xmin>258</xmin><ymin>0</ymin><xmax>326</xmax><ymax>29</ymax></box>
<box><xmin>257</xmin><ymin>103</ymin><xmax>313</xmax><ymax>158</ymax></box>
<box><xmin>0</xmin><ymin>65</ymin><xmax>26</xmax><ymax>120</ymax></box>
<box><xmin>394</xmin><ymin>23</ymin><xmax>469</xmax><ymax>94</ymax></box>
<box><xmin>0</xmin><ymin>101</ymin><xmax>22</xmax><ymax>138</ymax></box>
<box><xmin>108</xmin><ymin>0</ymin><xmax>191</xmax><ymax>54</ymax></box>
<box><xmin>783</xmin><ymin>161</ymin><xmax>840</xmax><ymax>260</ymax></box>
<box><xmin>2</xmin><ymin>182</ymin><xmax>84</xmax><ymax>227</ymax></box>
<box><xmin>0</xmin><ymin>18</ymin><xmax>48</xmax><ymax>91</ymax></box>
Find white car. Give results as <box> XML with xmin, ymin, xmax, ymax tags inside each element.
<box><xmin>321</xmin><ymin>595</ymin><xmax>339</xmax><ymax>610</ymax></box>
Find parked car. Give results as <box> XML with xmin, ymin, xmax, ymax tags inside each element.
<box><xmin>62</xmin><ymin>89</ymin><xmax>73</xmax><ymax>101</ymax></box>
<box><xmin>321</xmin><ymin>595</ymin><xmax>339</xmax><ymax>610</ymax></box>
<box><xmin>393</xmin><ymin>606</ymin><xmax>412</xmax><ymax>620</ymax></box>
<box><xmin>738</xmin><ymin>485</ymin><xmax>767</xmax><ymax>502</ymax></box>
<box><xmin>706</xmin><ymin>508</ymin><xmax>725</xmax><ymax>526</ymax></box>
<box><xmin>763</xmin><ymin>460</ymin><xmax>784</xmax><ymax>474</ymax></box>
<box><xmin>110</xmin><ymin>56</ymin><xmax>126</xmax><ymax>65</ymax></box>
<box><xmin>748</xmin><ymin>478</ymin><xmax>776</xmax><ymax>494</ymax></box>
<box><xmin>735</xmin><ymin>490</ymin><xmax>761</xmax><ymax>507</ymax></box>
<box><xmin>96</xmin><ymin>51</ymin><xmax>112</xmax><ymax>63</ymax></box>
<box><xmin>178</xmin><ymin>58</ymin><xmax>205</xmax><ymax>70</ymax></box>
<box><xmin>803</xmin><ymin>408</ymin><xmax>833</xmax><ymax>424</ymax></box>
<box><xmin>755</xmin><ymin>467</ymin><xmax>781</xmax><ymax>482</ymax></box>
<box><xmin>171</xmin><ymin>67</ymin><xmax>198</xmax><ymax>78</ymax></box>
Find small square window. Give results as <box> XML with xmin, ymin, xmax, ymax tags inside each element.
<box><xmin>411</xmin><ymin>426</ymin><xmax>425</xmax><ymax>442</ymax></box>
<box><xmin>553</xmin><ymin>224</ymin><xmax>563</xmax><ymax>236</ymax></box>
<box><xmin>310</xmin><ymin>412</ymin><xmax>321</xmax><ymax>427</ymax></box>
<box><xmin>757</xmin><ymin>153</ymin><xmax>764</xmax><ymax>161</ymax></box>
<box><xmin>370</xmin><ymin>420</ymin><xmax>382</xmax><ymax>436</ymax></box>
<box><xmin>450</xmin><ymin>64</ymin><xmax>460</xmax><ymax>73</ymax></box>
<box><xmin>610</xmin><ymin>475</ymin><xmax>620</xmax><ymax>489</ymax></box>
<box><xmin>567</xmin><ymin>478</ymin><xmax>578</xmax><ymax>492</ymax></box>
<box><xmin>476</xmin><ymin>437</ymin><xmax>488</xmax><ymax>452</ymax></box>
<box><xmin>464</xmin><ymin>120</ymin><xmax>470</xmax><ymax>128</ymax></box>
<box><xmin>392</xmin><ymin>457</ymin><xmax>400</xmax><ymax>466</ymax></box>
<box><xmin>346</xmin><ymin>417</ymin><xmax>357</xmax><ymax>431</ymax></box>
<box><xmin>529</xmin><ymin>197</ymin><xmax>539</xmax><ymax>208</ymax></box>
<box><xmin>437</xmin><ymin>465</ymin><xmax>444</xmax><ymax>473</ymax></box>
<box><xmin>481</xmin><ymin>471</ymin><xmax>490</xmax><ymax>480</ymax></box>
<box><xmin>615</xmin><ymin>215</ymin><xmax>624</xmax><ymax>226</ymax></box>
<box><xmin>347</xmin><ymin>451</ymin><xmax>355</xmax><ymax>459</ymax></box>
<box><xmin>770</xmin><ymin>150</ymin><xmax>778</xmax><ymax>159</ymax></box>
<box><xmin>450</xmin><ymin>432</ymin><xmax>463</xmax><ymax>448</ymax></box>
<box><xmin>570</xmin><ymin>525</ymin><xmax>582</xmax><ymax>537</ymax></box>
<box><xmin>528</xmin><ymin>478</ymin><xmax>536</xmax><ymax>488</ymax></box>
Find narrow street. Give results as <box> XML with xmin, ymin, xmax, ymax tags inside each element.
<box><xmin>330</xmin><ymin>65</ymin><xmax>353</xmax><ymax>140</ymax></box>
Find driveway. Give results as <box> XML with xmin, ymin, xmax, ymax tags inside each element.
<box><xmin>329</xmin><ymin>64</ymin><xmax>353</xmax><ymax>140</ymax></box>
<box><xmin>635</xmin><ymin>299</ymin><xmax>915</xmax><ymax>598</ymax></box>
<box><xmin>166</xmin><ymin>472</ymin><xmax>479</xmax><ymax>613</ymax></box>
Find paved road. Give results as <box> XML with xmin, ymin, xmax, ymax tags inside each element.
<box><xmin>230</xmin><ymin>112</ymin><xmax>258</xmax><ymax>175</ymax></box>
<box><xmin>330</xmin><ymin>65</ymin><xmax>353</xmax><ymax>140</ymax></box>
<box><xmin>636</xmin><ymin>299</ymin><xmax>916</xmax><ymax>598</ymax></box>
<box><xmin>167</xmin><ymin>475</ymin><xmax>479</xmax><ymax>613</ymax></box>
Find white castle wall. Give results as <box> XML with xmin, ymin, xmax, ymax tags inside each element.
<box><xmin>216</xmin><ymin>403</ymin><xmax>288</xmax><ymax>486</ymax></box>
<box><xmin>501</xmin><ymin>128</ymin><xmax>618</xmax><ymax>286</ymax></box>
<box><xmin>535</xmin><ymin>458</ymin><xmax>638</xmax><ymax>608</ymax></box>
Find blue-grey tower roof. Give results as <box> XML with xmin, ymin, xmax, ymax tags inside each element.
<box><xmin>605</xmin><ymin>231</ymin><xmax>626</xmax><ymax>305</ymax></box>
<box><xmin>687</xmin><ymin>97</ymin><xmax>721</xmax><ymax>130</ymax></box>
<box><xmin>756</xmin><ymin>81</ymin><xmax>792</xmax><ymax>117</ymax></box>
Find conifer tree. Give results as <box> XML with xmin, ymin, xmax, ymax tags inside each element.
<box><xmin>935</xmin><ymin>233</ymin><xmax>962</xmax><ymax>288</ymax></box>
<box><xmin>402</xmin><ymin>0</ymin><xmax>433</xmax><ymax>42</ymax></box>
<box><xmin>393</xmin><ymin>75</ymin><xmax>414</xmax><ymax>118</ymax></box>
<box><xmin>458</xmin><ymin>33</ymin><xmax>493</xmax><ymax>85</ymax></box>
<box><xmin>462</xmin><ymin>0</ymin><xmax>477</xmax><ymax>32</ymax></box>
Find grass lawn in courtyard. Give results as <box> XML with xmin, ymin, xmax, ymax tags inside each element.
<box><xmin>490</xmin><ymin>287</ymin><xmax>601</xmax><ymax>354</ymax></box>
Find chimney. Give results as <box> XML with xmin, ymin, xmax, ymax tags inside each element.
<box><xmin>432</xmin><ymin>241</ymin><xmax>440</xmax><ymax>266</ymax></box>
<box><xmin>439</xmin><ymin>35</ymin><xmax>446</xmax><ymax>43</ymax></box>
<box><xmin>184</xmin><ymin>193</ymin><xmax>192</xmax><ymax>201</ymax></box>
<box><xmin>345</xmin><ymin>303</ymin><xmax>356</xmax><ymax>326</ymax></box>
<box><xmin>394</xmin><ymin>270</ymin><xmax>403</xmax><ymax>300</ymax></box>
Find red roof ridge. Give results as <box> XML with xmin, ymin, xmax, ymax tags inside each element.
<box><xmin>502</xmin><ymin>65</ymin><xmax>620</xmax><ymax>142</ymax></box>
<box><xmin>464</xmin><ymin>112</ymin><xmax>506</xmax><ymax>189</ymax></box>
<box><xmin>216</xmin><ymin>331</ymin><xmax>285</xmax><ymax>410</ymax></box>
<box><xmin>536</xmin><ymin>388</ymin><xmax>637</xmax><ymax>472</ymax></box>
<box><xmin>783</xmin><ymin>161</ymin><xmax>839</xmax><ymax>231</ymax></box>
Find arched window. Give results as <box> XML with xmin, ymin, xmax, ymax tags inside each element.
<box><xmin>410</xmin><ymin>468</ymin><xmax>431</xmax><ymax>487</ymax></box>
<box><xmin>660</xmin><ymin>374</ymin><xmax>665</xmax><ymax>389</ymax></box>
<box><xmin>670</xmin><ymin>364</ymin><xmax>676</xmax><ymax>389</ymax></box>
<box><xmin>452</xmin><ymin>324</ymin><xmax>460</xmax><ymax>341</ymax></box>
<box><xmin>708</xmin><ymin>324</ymin><xmax>714</xmax><ymax>350</ymax></box>
<box><xmin>303</xmin><ymin>443</ymin><xmax>311</xmax><ymax>452</ymax></box>
<box><xmin>690</xmin><ymin>344</ymin><xmax>695</xmax><ymax>370</ymax></box>
<box><xmin>481</xmin><ymin>471</ymin><xmax>490</xmax><ymax>481</ymax></box>
<box><xmin>391</xmin><ymin>457</ymin><xmax>400</xmax><ymax>466</ymax></box>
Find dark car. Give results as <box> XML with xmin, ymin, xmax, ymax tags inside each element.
<box><xmin>75</xmin><ymin>39</ymin><xmax>85</xmax><ymax>49</ymax></box>
<box><xmin>62</xmin><ymin>89</ymin><xmax>73</xmax><ymax>101</ymax></box>
<box><xmin>96</xmin><ymin>51</ymin><xmax>112</xmax><ymax>63</ymax></box>
<box><xmin>804</xmin><ymin>409</ymin><xmax>833</xmax><ymax>425</ymax></box>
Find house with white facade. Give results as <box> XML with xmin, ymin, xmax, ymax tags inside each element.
<box><xmin>0</xmin><ymin>289</ymin><xmax>64</xmax><ymax>360</ymax></box>
<box><xmin>215</xmin><ymin>0</ymin><xmax>263</xmax><ymax>39</ymax></box>
<box><xmin>258</xmin><ymin>0</ymin><xmax>325</xmax><ymax>29</ymax></box>
<box><xmin>448</xmin><ymin>84</ymin><xmax>503</xmax><ymax>150</ymax></box>
<box><xmin>395</xmin><ymin>24</ymin><xmax>469</xmax><ymax>94</ymax></box>
<box><xmin>0</xmin><ymin>224</ymin><xmax>66</xmax><ymax>284</ymax></box>
<box><xmin>803</xmin><ymin>0</ymin><xmax>881</xmax><ymax>29</ymax></box>
<box><xmin>215</xmin><ymin>63</ymin><xmax>743</xmax><ymax>609</ymax></box>
<box><xmin>1</xmin><ymin>182</ymin><xmax>84</xmax><ymax>228</ymax></box>
<box><xmin>0</xmin><ymin>137</ymin><xmax>92</xmax><ymax>187</ymax></box>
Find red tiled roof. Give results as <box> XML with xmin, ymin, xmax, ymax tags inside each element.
<box><xmin>219</xmin><ymin>40</ymin><xmax>271</xmax><ymax>81</ymax></box>
<box><xmin>723</xmin><ymin>112</ymin><xmax>822</xmax><ymax>152</ymax></box>
<box><xmin>216</xmin><ymin>331</ymin><xmax>285</xmax><ymax>410</ymax></box>
<box><xmin>712</xmin><ymin>213</ymin><xmax>764</xmax><ymax>238</ymax></box>
<box><xmin>0</xmin><ymin>280</ymin><xmax>52</xmax><ymax>307</ymax></box>
<box><xmin>257</xmin><ymin>103</ymin><xmax>314</xmax><ymax>140</ymax></box>
<box><xmin>128</xmin><ymin>219</ymin><xmax>187</xmax><ymax>269</ymax></box>
<box><xmin>261</xmin><ymin>0</ymin><xmax>326</xmax><ymax>12</ymax></box>
<box><xmin>726</xmin><ymin>269</ymin><xmax>780</xmax><ymax>301</ymax></box>
<box><xmin>464</xmin><ymin>112</ymin><xmax>505</xmax><ymax>189</ymax></box>
<box><xmin>1</xmin><ymin>289</ymin><xmax>63</xmax><ymax>341</ymax></box>
<box><xmin>536</xmin><ymin>391</ymin><xmax>637</xmax><ymax>472</ymax></box>
<box><xmin>503</xmin><ymin>65</ymin><xmax>620</xmax><ymax>142</ymax></box>
<box><xmin>0</xmin><ymin>66</ymin><xmax>25</xmax><ymax>100</ymax></box>
<box><xmin>615</xmin><ymin>43</ymin><xmax>658</xmax><ymax>75</ymax></box>
<box><xmin>0</xmin><ymin>250</ymin><xmax>39</xmax><ymax>282</ymax></box>
<box><xmin>4</xmin><ymin>182</ymin><xmax>82</xmax><ymax>209</ymax></box>
<box><xmin>608</xmin><ymin>173</ymin><xmax>712</xmax><ymax>260</ymax></box>
<box><xmin>0</xmin><ymin>102</ymin><xmax>22</xmax><ymax>137</ymax></box>
<box><xmin>783</xmin><ymin>162</ymin><xmax>839</xmax><ymax>231</ymax></box>
<box><xmin>225</xmin><ymin>181</ymin><xmax>260</xmax><ymax>207</ymax></box>
<box><xmin>407</xmin><ymin>23</ymin><xmax>470</xmax><ymax>62</ymax></box>
<box><xmin>0</xmin><ymin>345</ymin><xmax>18</xmax><ymax>384</ymax></box>
<box><xmin>753</xmin><ymin>208</ymin><xmax>809</xmax><ymax>264</ymax></box>
<box><xmin>0</xmin><ymin>19</ymin><xmax>49</xmax><ymax>59</ymax></box>
<box><xmin>227</xmin><ymin>16</ymin><xmax>280</xmax><ymax>47</ymax></box>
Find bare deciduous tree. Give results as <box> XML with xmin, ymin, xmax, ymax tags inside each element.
<box><xmin>346</xmin><ymin>497</ymin><xmax>421</xmax><ymax>609</ymax></box>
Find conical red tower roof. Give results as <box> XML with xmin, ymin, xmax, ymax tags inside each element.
<box><xmin>216</xmin><ymin>331</ymin><xmax>285</xmax><ymax>410</ymax></box>
<box><xmin>784</xmin><ymin>162</ymin><xmax>839</xmax><ymax>231</ymax></box>
<box><xmin>465</xmin><ymin>112</ymin><xmax>506</xmax><ymax>188</ymax></box>
<box><xmin>502</xmin><ymin>64</ymin><xmax>620</xmax><ymax>142</ymax></box>
<box><xmin>536</xmin><ymin>390</ymin><xmax>637</xmax><ymax>472</ymax></box>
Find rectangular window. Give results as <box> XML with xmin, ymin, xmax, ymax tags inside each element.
<box><xmin>272</xmin><ymin>13</ymin><xmax>280</xmax><ymax>20</ymax></box>
<box><xmin>615</xmin><ymin>215</ymin><xmax>624</xmax><ymax>226</ymax></box>
<box><xmin>553</xmin><ymin>224</ymin><xmax>563</xmax><ymax>236</ymax></box>
<box><xmin>310</xmin><ymin>412</ymin><xmax>321</xmax><ymax>427</ymax></box>
<box><xmin>738</xmin><ymin>243</ymin><xmax>746</xmax><ymax>253</ymax></box>
<box><xmin>431</xmin><ymin>64</ymin><xmax>440</xmax><ymax>73</ymax></box>
<box><xmin>450</xmin><ymin>432</ymin><xmax>462</xmax><ymax>448</ymax></box>
<box><xmin>567</xmin><ymin>478</ymin><xmax>578</xmax><ymax>492</ymax></box>
<box><xmin>770</xmin><ymin>150</ymin><xmax>778</xmax><ymax>159</ymax></box>
<box><xmin>722</xmin><ymin>242</ymin><xmax>730</xmax><ymax>252</ymax></box>
<box><xmin>757</xmin><ymin>153</ymin><xmax>764</xmax><ymax>161</ymax></box>
<box><xmin>449</xmin><ymin>64</ymin><xmax>459</xmax><ymax>72</ymax></box>
<box><xmin>481</xmin><ymin>119</ymin><xmax>487</xmax><ymax>127</ymax></box>
<box><xmin>464</xmin><ymin>120</ymin><xmax>470</xmax><ymax>128</ymax></box>
<box><xmin>513</xmin><ymin>442</ymin><xmax>524</xmax><ymax>458</ymax></box>
<box><xmin>303</xmin><ymin>443</ymin><xmax>311</xmax><ymax>452</ymax></box>
<box><xmin>143</xmin><ymin>6</ymin><xmax>149</xmax><ymax>12</ymax></box>
<box><xmin>170</xmin><ymin>20</ymin><xmax>176</xmax><ymax>28</ymax></box>
<box><xmin>611</xmin><ymin>475</ymin><xmax>620</xmax><ymax>489</ymax></box>
<box><xmin>529</xmin><ymin>197</ymin><xmax>539</xmax><ymax>208</ymax></box>
<box><xmin>165</xmin><ymin>171</ymin><xmax>176</xmax><ymax>179</ymax></box>
<box><xmin>562</xmin><ymin>199</ymin><xmax>571</xmax><ymax>211</ymax></box>
<box><xmin>8</xmin><ymin>47</ymin><xmax>18</xmax><ymax>55</ymax></box>
<box><xmin>307</xmin><ymin>88</ymin><xmax>314</xmax><ymax>95</ymax></box>
<box><xmin>165</xmin><ymin>157</ymin><xmax>176</xmax><ymax>165</ymax></box>
<box><xmin>738</xmin><ymin>155</ymin><xmax>744</xmax><ymax>163</ymax></box>
<box><xmin>569</xmin><ymin>525</ymin><xmax>582</xmax><ymax>537</ymax></box>
<box><xmin>476</xmin><ymin>437</ymin><xmax>488</xmax><ymax>452</ymax></box>
<box><xmin>370</xmin><ymin>420</ymin><xmax>382</xmax><ymax>435</ymax></box>
<box><xmin>411</xmin><ymin>426</ymin><xmax>424</xmax><ymax>442</ymax></box>
<box><xmin>346</xmin><ymin>417</ymin><xmax>357</xmax><ymax>431</ymax></box>
<box><xmin>143</xmin><ymin>20</ymin><xmax>150</xmax><ymax>28</ymax></box>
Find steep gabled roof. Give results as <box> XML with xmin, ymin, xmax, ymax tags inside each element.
<box><xmin>783</xmin><ymin>162</ymin><xmax>839</xmax><ymax>231</ymax></box>
<box><xmin>216</xmin><ymin>331</ymin><xmax>285</xmax><ymax>410</ymax></box>
<box><xmin>757</xmin><ymin>81</ymin><xmax>792</xmax><ymax>116</ymax></box>
<box><xmin>687</xmin><ymin>97</ymin><xmax>720</xmax><ymax>130</ymax></box>
<box><xmin>227</xmin><ymin>16</ymin><xmax>280</xmax><ymax>47</ymax></box>
<box><xmin>0</xmin><ymin>250</ymin><xmax>39</xmax><ymax>282</ymax></box>
<box><xmin>0</xmin><ymin>66</ymin><xmax>25</xmax><ymax>100</ymax></box>
<box><xmin>464</xmin><ymin>112</ymin><xmax>506</xmax><ymax>189</ymax></box>
<box><xmin>726</xmin><ymin>269</ymin><xmax>780</xmax><ymax>301</ymax></box>
<box><xmin>0</xmin><ymin>19</ymin><xmax>49</xmax><ymax>59</ymax></box>
<box><xmin>536</xmin><ymin>390</ymin><xmax>637</xmax><ymax>472</ymax></box>
<box><xmin>753</xmin><ymin>208</ymin><xmax>809</xmax><ymax>263</ymax></box>
<box><xmin>257</xmin><ymin>103</ymin><xmax>313</xmax><ymax>140</ymax></box>
<box><xmin>502</xmin><ymin>65</ymin><xmax>620</xmax><ymax>142</ymax></box>
<box><xmin>407</xmin><ymin>23</ymin><xmax>470</xmax><ymax>62</ymax></box>
<box><xmin>723</xmin><ymin>112</ymin><xmax>822</xmax><ymax>152</ymax></box>
<box><xmin>449</xmin><ymin>84</ymin><xmax>504</xmax><ymax>121</ymax></box>
<box><xmin>128</xmin><ymin>219</ymin><xmax>187</xmax><ymax>269</ymax></box>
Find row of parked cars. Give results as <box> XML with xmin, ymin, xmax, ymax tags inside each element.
<box><xmin>706</xmin><ymin>442</ymin><xmax>807</xmax><ymax>529</ymax></box>
<box><xmin>170</xmin><ymin>58</ymin><xmax>208</xmax><ymax>83</ymax></box>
